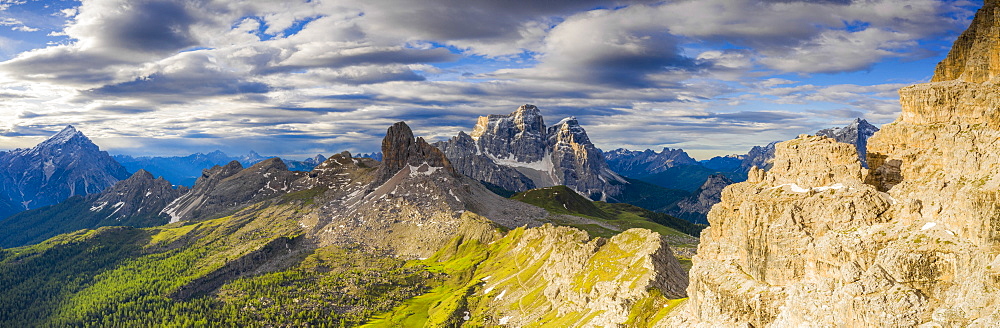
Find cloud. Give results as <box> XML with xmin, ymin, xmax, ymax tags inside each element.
<box><xmin>0</xmin><ymin>0</ymin><xmax>980</xmax><ymax>159</ymax></box>
<box><xmin>82</xmin><ymin>51</ymin><xmax>269</xmax><ymax>101</ymax></box>
<box><xmin>660</xmin><ymin>0</ymin><xmax>971</xmax><ymax>73</ymax></box>
<box><xmin>351</xmin><ymin>0</ymin><xmax>660</xmax><ymax>56</ymax></box>
<box><xmin>67</xmin><ymin>0</ymin><xmax>200</xmax><ymax>55</ymax></box>
<box><xmin>492</xmin><ymin>5</ymin><xmax>699</xmax><ymax>87</ymax></box>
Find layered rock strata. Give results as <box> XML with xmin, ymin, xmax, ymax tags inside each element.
<box><xmin>665</xmin><ymin>2</ymin><xmax>1000</xmax><ymax>326</ymax></box>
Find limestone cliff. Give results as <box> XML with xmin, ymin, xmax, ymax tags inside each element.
<box><xmin>664</xmin><ymin>2</ymin><xmax>1000</xmax><ymax>326</ymax></box>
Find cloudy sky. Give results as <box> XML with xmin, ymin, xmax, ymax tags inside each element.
<box><xmin>0</xmin><ymin>0</ymin><xmax>982</xmax><ymax>159</ymax></box>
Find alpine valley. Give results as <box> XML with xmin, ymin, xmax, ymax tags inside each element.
<box><xmin>1</xmin><ymin>1</ymin><xmax>999</xmax><ymax>327</ymax></box>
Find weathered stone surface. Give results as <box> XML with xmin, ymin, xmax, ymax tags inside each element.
<box><xmin>547</xmin><ymin>117</ymin><xmax>625</xmax><ymax>200</ymax></box>
<box><xmin>932</xmin><ymin>0</ymin><xmax>1000</xmax><ymax>84</ymax></box>
<box><xmin>436</xmin><ymin>131</ymin><xmax>536</xmax><ymax>192</ymax></box>
<box><xmin>374</xmin><ymin>121</ymin><xmax>454</xmax><ymax>186</ymax></box>
<box><xmin>664</xmin><ymin>2</ymin><xmax>1000</xmax><ymax>326</ymax></box>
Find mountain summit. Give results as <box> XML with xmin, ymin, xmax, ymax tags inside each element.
<box><xmin>0</xmin><ymin>125</ymin><xmax>129</xmax><ymax>218</ymax></box>
<box><xmin>437</xmin><ymin>104</ymin><xmax>626</xmax><ymax>200</ymax></box>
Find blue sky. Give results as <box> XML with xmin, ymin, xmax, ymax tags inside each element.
<box><xmin>0</xmin><ymin>0</ymin><xmax>983</xmax><ymax>160</ymax></box>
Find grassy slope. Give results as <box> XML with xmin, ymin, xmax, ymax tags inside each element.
<box><xmin>0</xmin><ymin>184</ymin><xmax>697</xmax><ymax>327</ymax></box>
<box><xmin>511</xmin><ymin>185</ymin><xmax>704</xmax><ymax>239</ymax></box>
<box><xmin>0</xmin><ymin>188</ymin><xmax>429</xmax><ymax>327</ymax></box>
<box><xmin>365</xmin><ymin>226</ymin><xmax>688</xmax><ymax>327</ymax></box>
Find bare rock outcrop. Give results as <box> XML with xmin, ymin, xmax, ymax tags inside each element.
<box><xmin>311</xmin><ymin>121</ymin><xmax>549</xmax><ymax>258</ymax></box>
<box><xmin>664</xmin><ymin>2</ymin><xmax>1000</xmax><ymax>326</ymax></box>
<box><xmin>161</xmin><ymin>158</ymin><xmax>305</xmax><ymax>222</ymax></box>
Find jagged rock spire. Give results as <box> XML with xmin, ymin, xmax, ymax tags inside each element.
<box><xmin>374</xmin><ymin>121</ymin><xmax>454</xmax><ymax>186</ymax></box>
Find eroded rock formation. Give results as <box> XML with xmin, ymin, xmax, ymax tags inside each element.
<box><xmin>664</xmin><ymin>2</ymin><xmax>1000</xmax><ymax>326</ymax></box>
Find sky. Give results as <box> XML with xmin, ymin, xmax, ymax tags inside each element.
<box><xmin>0</xmin><ymin>0</ymin><xmax>983</xmax><ymax>160</ymax></box>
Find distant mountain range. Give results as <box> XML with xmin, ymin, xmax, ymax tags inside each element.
<box><xmin>0</xmin><ymin>126</ymin><xmax>129</xmax><ymax>219</ymax></box>
<box><xmin>114</xmin><ymin>151</ymin><xmax>328</xmax><ymax>186</ymax></box>
<box><xmin>603</xmin><ymin>118</ymin><xmax>880</xmax><ymax>223</ymax></box>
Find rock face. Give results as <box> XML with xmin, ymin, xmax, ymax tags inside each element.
<box><xmin>436</xmin><ymin>104</ymin><xmax>626</xmax><ymax>200</ymax></box>
<box><xmin>161</xmin><ymin>158</ymin><xmax>306</xmax><ymax>222</ymax></box>
<box><xmin>665</xmin><ymin>174</ymin><xmax>733</xmax><ymax>225</ymax></box>
<box><xmin>0</xmin><ymin>126</ymin><xmax>129</xmax><ymax>218</ymax></box>
<box><xmin>603</xmin><ymin>148</ymin><xmax>698</xmax><ymax>178</ymax></box>
<box><xmin>92</xmin><ymin>169</ymin><xmax>187</xmax><ymax>223</ymax></box>
<box><xmin>816</xmin><ymin>118</ymin><xmax>880</xmax><ymax>167</ymax></box>
<box><xmin>0</xmin><ymin>169</ymin><xmax>186</xmax><ymax>247</ymax></box>
<box><xmin>666</xmin><ymin>2</ymin><xmax>1000</xmax><ymax>326</ymax></box>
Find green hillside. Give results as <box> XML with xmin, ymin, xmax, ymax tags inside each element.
<box><xmin>0</xmin><ymin>191</ymin><xmax>429</xmax><ymax>327</ymax></box>
<box><xmin>512</xmin><ymin>185</ymin><xmax>704</xmax><ymax>239</ymax></box>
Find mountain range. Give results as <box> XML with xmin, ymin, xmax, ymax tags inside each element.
<box><xmin>0</xmin><ymin>126</ymin><xmax>129</xmax><ymax>219</ymax></box>
<box><xmin>1</xmin><ymin>1</ymin><xmax>996</xmax><ymax>325</ymax></box>
<box><xmin>0</xmin><ymin>120</ymin><xmax>697</xmax><ymax>327</ymax></box>
<box><xmin>115</xmin><ymin>151</ymin><xmax>326</xmax><ymax>186</ymax></box>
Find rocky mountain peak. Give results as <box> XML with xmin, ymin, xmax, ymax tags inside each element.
<box><xmin>302</xmin><ymin>154</ymin><xmax>327</xmax><ymax>166</ymax></box>
<box><xmin>162</xmin><ymin>157</ymin><xmax>306</xmax><ymax>223</ymax></box>
<box><xmin>29</xmin><ymin>125</ymin><xmax>100</xmax><ymax>155</ymax></box>
<box><xmin>548</xmin><ymin>116</ymin><xmax>591</xmax><ymax>145</ymax></box>
<box><xmin>603</xmin><ymin>147</ymin><xmax>698</xmax><ymax>178</ymax></box>
<box><xmin>815</xmin><ymin>118</ymin><xmax>879</xmax><ymax>167</ymax></box>
<box><xmin>932</xmin><ymin>0</ymin><xmax>1000</xmax><ymax>83</ymax></box>
<box><xmin>131</xmin><ymin>168</ymin><xmax>155</xmax><ymax>181</ymax></box>
<box><xmin>0</xmin><ymin>125</ymin><xmax>129</xmax><ymax>218</ymax></box>
<box><xmin>374</xmin><ymin>121</ymin><xmax>454</xmax><ymax>186</ymax></box>
<box><xmin>468</xmin><ymin>104</ymin><xmax>548</xmax><ymax>163</ymax></box>
<box><xmin>437</xmin><ymin>105</ymin><xmax>624</xmax><ymax>200</ymax></box>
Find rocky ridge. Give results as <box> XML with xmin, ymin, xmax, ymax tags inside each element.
<box><xmin>604</xmin><ymin>148</ymin><xmax>698</xmax><ymax>178</ymax></box>
<box><xmin>308</xmin><ymin>122</ymin><xmax>550</xmax><ymax>258</ymax></box>
<box><xmin>0</xmin><ymin>169</ymin><xmax>187</xmax><ymax>247</ymax></box>
<box><xmin>436</xmin><ymin>104</ymin><xmax>626</xmax><ymax>201</ymax></box>
<box><xmin>161</xmin><ymin>158</ymin><xmax>306</xmax><ymax>222</ymax></box>
<box><xmin>665</xmin><ymin>2</ymin><xmax>1000</xmax><ymax>326</ymax></box>
<box><xmin>0</xmin><ymin>126</ymin><xmax>129</xmax><ymax>218</ymax></box>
